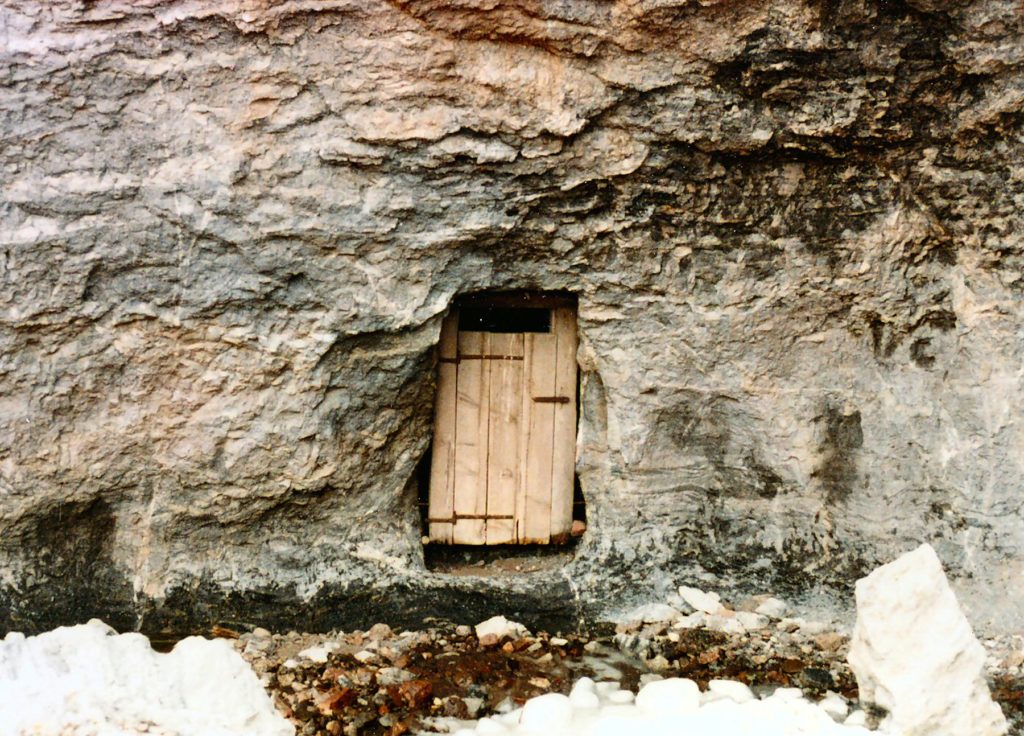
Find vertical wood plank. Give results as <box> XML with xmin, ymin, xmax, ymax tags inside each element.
<box><xmin>516</xmin><ymin>338</ymin><xmax>532</xmax><ymax>544</ymax></box>
<box><xmin>453</xmin><ymin>331</ymin><xmax>489</xmax><ymax>544</ymax></box>
<box><xmin>549</xmin><ymin>307</ymin><xmax>578</xmax><ymax>542</ymax></box>
<box><xmin>485</xmin><ymin>333</ymin><xmax>524</xmax><ymax>544</ymax></box>
<box><xmin>522</xmin><ymin>332</ymin><xmax>557</xmax><ymax>543</ymax></box>
<box><xmin>427</xmin><ymin>311</ymin><xmax>459</xmax><ymax>542</ymax></box>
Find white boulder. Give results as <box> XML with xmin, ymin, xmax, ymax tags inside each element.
<box><xmin>0</xmin><ymin>619</ymin><xmax>293</xmax><ymax>736</ymax></box>
<box><xmin>847</xmin><ymin>544</ymin><xmax>1007</xmax><ymax>736</ymax></box>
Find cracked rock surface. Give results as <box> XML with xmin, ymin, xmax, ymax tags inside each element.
<box><xmin>1</xmin><ymin>0</ymin><xmax>1024</xmax><ymax>635</ymax></box>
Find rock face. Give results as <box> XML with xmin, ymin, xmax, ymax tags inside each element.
<box><xmin>1</xmin><ymin>1</ymin><xmax>1023</xmax><ymax>634</ymax></box>
<box><xmin>0</xmin><ymin>619</ymin><xmax>293</xmax><ymax>736</ymax></box>
<box><xmin>848</xmin><ymin>544</ymin><xmax>1007</xmax><ymax>735</ymax></box>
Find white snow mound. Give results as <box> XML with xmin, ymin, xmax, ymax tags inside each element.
<box><xmin>443</xmin><ymin>677</ymin><xmax>872</xmax><ymax>736</ymax></box>
<box><xmin>0</xmin><ymin>618</ymin><xmax>293</xmax><ymax>736</ymax></box>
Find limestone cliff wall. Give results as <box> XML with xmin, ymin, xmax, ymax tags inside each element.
<box><xmin>1</xmin><ymin>0</ymin><xmax>1022</xmax><ymax>635</ymax></box>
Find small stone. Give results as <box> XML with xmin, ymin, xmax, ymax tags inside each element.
<box><xmin>798</xmin><ymin>620</ymin><xmax>832</xmax><ymax>635</ymax></box>
<box><xmin>777</xmin><ymin>618</ymin><xmax>803</xmax><ymax>633</ymax></box>
<box><xmin>646</xmin><ymin>655</ymin><xmax>671</xmax><ymax>672</ymax></box>
<box><xmin>317</xmin><ymin>687</ymin><xmax>357</xmax><ymax>715</ymax></box>
<box><xmin>298</xmin><ymin>643</ymin><xmax>338</xmax><ymax>663</ymax></box>
<box><xmin>353</xmin><ymin>650</ymin><xmax>376</xmax><ymax>663</ymax></box>
<box><xmin>377</xmin><ymin>667</ymin><xmax>414</xmax><ymax>686</ymax></box>
<box><xmin>678</xmin><ymin>586</ymin><xmax>724</xmax><ymax>615</ymax></box>
<box><xmin>549</xmin><ymin>637</ymin><xmax>568</xmax><ymax>647</ymax></box>
<box><xmin>367</xmin><ymin>623</ymin><xmax>393</xmax><ymax>641</ymax></box>
<box><xmin>754</xmin><ymin>597</ymin><xmax>789</xmax><ymax>620</ymax></box>
<box><xmin>734</xmin><ymin>611</ymin><xmax>769</xmax><ymax>631</ymax></box>
<box><xmin>251</xmin><ymin>627</ymin><xmax>272</xmax><ymax>638</ymax></box>
<box><xmin>673</xmin><ymin>611</ymin><xmax>707</xmax><ymax>630</ymax></box>
<box><xmin>618</xmin><ymin>603</ymin><xmax>683</xmax><ymax>627</ymax></box>
<box><xmin>814</xmin><ymin>632</ymin><xmax>845</xmax><ymax>653</ymax></box>
<box><xmin>706</xmin><ymin>615</ymin><xmax>745</xmax><ymax>635</ymax></box>
<box><xmin>455</xmin><ymin>625</ymin><xmax>473</xmax><ymax>637</ymax></box>
<box><xmin>474</xmin><ymin>615</ymin><xmax>528</xmax><ymax>641</ymax></box>
<box><xmin>389</xmin><ymin>679</ymin><xmax>432</xmax><ymax>709</ymax></box>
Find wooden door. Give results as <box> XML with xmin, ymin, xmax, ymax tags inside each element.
<box><xmin>427</xmin><ymin>305</ymin><xmax>577</xmax><ymax>544</ymax></box>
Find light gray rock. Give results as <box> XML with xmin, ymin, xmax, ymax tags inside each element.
<box><xmin>848</xmin><ymin>544</ymin><xmax>1007</xmax><ymax>736</ymax></box>
<box><xmin>754</xmin><ymin>598</ymin><xmax>789</xmax><ymax>621</ymax></box>
<box><xmin>474</xmin><ymin>616</ymin><xmax>528</xmax><ymax>641</ymax></box>
<box><xmin>0</xmin><ymin>0</ymin><xmax>1023</xmax><ymax>636</ymax></box>
<box><xmin>617</xmin><ymin>603</ymin><xmax>684</xmax><ymax>627</ymax></box>
<box><xmin>678</xmin><ymin>587</ymin><xmax>725</xmax><ymax>616</ymax></box>
<box><xmin>734</xmin><ymin>611</ymin><xmax>770</xmax><ymax>632</ymax></box>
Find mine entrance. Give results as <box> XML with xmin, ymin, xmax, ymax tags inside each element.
<box><xmin>427</xmin><ymin>292</ymin><xmax>578</xmax><ymax>545</ymax></box>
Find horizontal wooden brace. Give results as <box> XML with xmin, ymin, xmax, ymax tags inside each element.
<box><xmin>533</xmin><ymin>396</ymin><xmax>571</xmax><ymax>404</ymax></box>
<box><xmin>457</xmin><ymin>354</ymin><xmax>524</xmax><ymax>361</ymax></box>
<box><xmin>428</xmin><ymin>514</ymin><xmax>515</xmax><ymax>523</ymax></box>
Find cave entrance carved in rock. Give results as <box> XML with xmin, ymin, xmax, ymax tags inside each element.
<box><xmin>427</xmin><ymin>292</ymin><xmax>578</xmax><ymax>545</ymax></box>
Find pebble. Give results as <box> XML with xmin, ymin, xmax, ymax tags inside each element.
<box><xmin>677</xmin><ymin>586</ymin><xmax>725</xmax><ymax>615</ymax></box>
<box><xmin>475</xmin><ymin>616</ymin><xmax>529</xmax><ymax>642</ymax></box>
<box><xmin>814</xmin><ymin>632</ymin><xmax>845</xmax><ymax>653</ymax></box>
<box><xmin>734</xmin><ymin>611</ymin><xmax>769</xmax><ymax>631</ymax></box>
<box><xmin>755</xmin><ymin>597</ymin><xmax>789</xmax><ymax>620</ymax></box>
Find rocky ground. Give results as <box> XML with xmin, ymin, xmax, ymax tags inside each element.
<box><xmin>229</xmin><ymin>606</ymin><xmax>1024</xmax><ymax>736</ymax></box>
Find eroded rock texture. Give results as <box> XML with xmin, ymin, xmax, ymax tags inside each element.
<box><xmin>1</xmin><ymin>0</ymin><xmax>1023</xmax><ymax>635</ymax></box>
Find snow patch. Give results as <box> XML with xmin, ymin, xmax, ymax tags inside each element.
<box><xmin>442</xmin><ymin>677</ymin><xmax>870</xmax><ymax>736</ymax></box>
<box><xmin>0</xmin><ymin>619</ymin><xmax>293</xmax><ymax>736</ymax></box>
